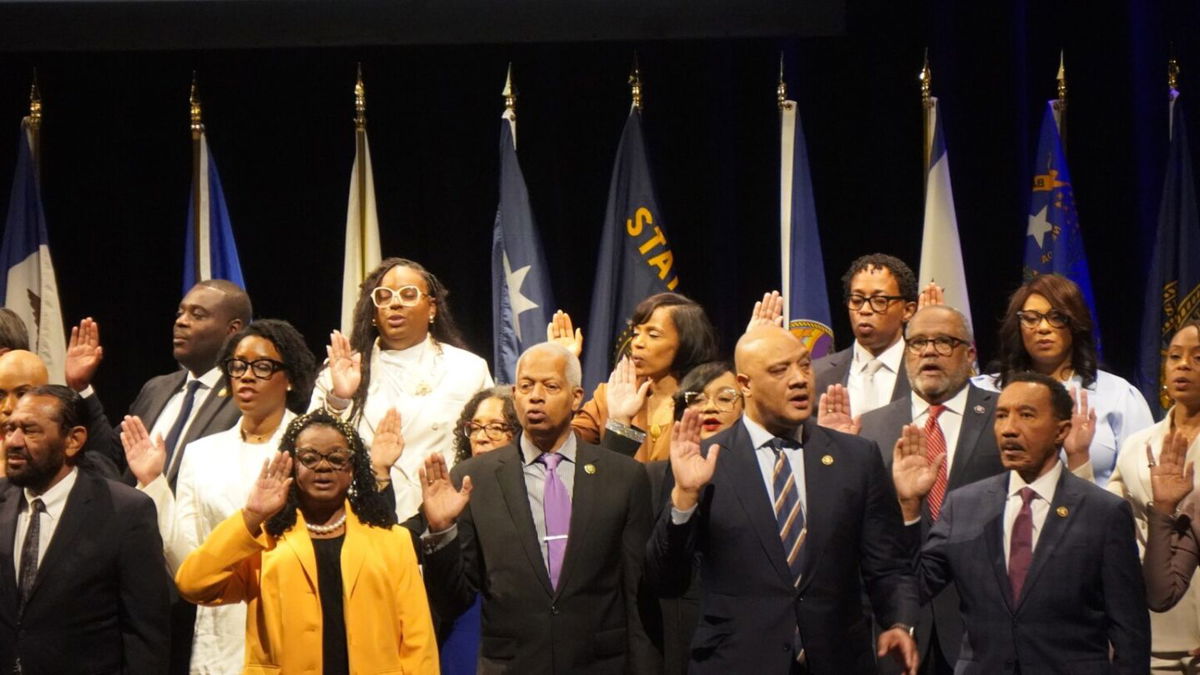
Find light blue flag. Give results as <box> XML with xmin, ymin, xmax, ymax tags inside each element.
<box><xmin>183</xmin><ymin>133</ymin><xmax>245</xmax><ymax>293</ymax></box>
<box><xmin>492</xmin><ymin>110</ymin><xmax>554</xmax><ymax>383</ymax></box>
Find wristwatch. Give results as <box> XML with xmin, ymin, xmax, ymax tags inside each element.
<box><xmin>889</xmin><ymin>622</ymin><xmax>915</xmax><ymax>638</ymax></box>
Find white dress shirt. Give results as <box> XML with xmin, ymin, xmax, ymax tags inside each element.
<box><xmin>1002</xmin><ymin>461</ymin><xmax>1063</xmax><ymax>567</ymax></box>
<box><xmin>849</xmin><ymin>339</ymin><xmax>905</xmax><ymax>417</ymax></box>
<box><xmin>911</xmin><ymin>385</ymin><xmax>969</xmax><ymax>475</ymax></box>
<box><xmin>150</xmin><ymin>368</ymin><xmax>224</xmax><ymax>476</ymax></box>
<box><xmin>14</xmin><ymin>467</ymin><xmax>78</xmax><ymax>579</ymax></box>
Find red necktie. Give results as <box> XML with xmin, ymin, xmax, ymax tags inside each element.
<box><xmin>1008</xmin><ymin>487</ymin><xmax>1037</xmax><ymax>604</ymax></box>
<box><xmin>923</xmin><ymin>404</ymin><xmax>949</xmax><ymax>520</ymax></box>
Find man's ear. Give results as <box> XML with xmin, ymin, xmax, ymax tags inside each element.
<box><xmin>226</xmin><ymin>318</ymin><xmax>245</xmax><ymax>336</ymax></box>
<box><xmin>63</xmin><ymin>425</ymin><xmax>87</xmax><ymax>459</ymax></box>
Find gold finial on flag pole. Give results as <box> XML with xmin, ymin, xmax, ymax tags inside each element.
<box><xmin>190</xmin><ymin>72</ymin><xmax>204</xmax><ymax>139</ymax></box>
<box><xmin>629</xmin><ymin>52</ymin><xmax>643</xmax><ymax>112</ymax></box>
<box><xmin>1056</xmin><ymin>50</ymin><xmax>1067</xmax><ymax>105</ymax></box>
<box><xmin>354</xmin><ymin>63</ymin><xmax>367</xmax><ymax>130</ymax></box>
<box><xmin>777</xmin><ymin>53</ymin><xmax>788</xmax><ymax>110</ymax></box>
<box><xmin>1169</xmin><ymin>53</ymin><xmax>1180</xmax><ymax>93</ymax></box>
<box><xmin>503</xmin><ymin>62</ymin><xmax>517</xmax><ymax>113</ymax></box>
<box><xmin>920</xmin><ymin>49</ymin><xmax>933</xmax><ymax>172</ymax></box>
<box><xmin>28</xmin><ymin>69</ymin><xmax>42</xmax><ymax>133</ymax></box>
<box><xmin>919</xmin><ymin>48</ymin><xmax>932</xmax><ymax>106</ymax></box>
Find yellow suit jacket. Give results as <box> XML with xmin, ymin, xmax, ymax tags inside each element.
<box><xmin>176</xmin><ymin>505</ymin><xmax>437</xmax><ymax>674</ymax></box>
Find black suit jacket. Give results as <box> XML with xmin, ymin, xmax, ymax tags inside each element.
<box><xmin>645</xmin><ymin>419</ymin><xmax>918</xmax><ymax>674</ymax></box>
<box><xmin>0</xmin><ymin>472</ymin><xmax>170</xmax><ymax>674</ymax></box>
<box><xmin>82</xmin><ymin>369</ymin><xmax>241</xmax><ymax>487</ymax></box>
<box><xmin>911</xmin><ymin>470</ymin><xmax>1150</xmax><ymax>674</ymax></box>
<box><xmin>424</xmin><ymin>437</ymin><xmax>654</xmax><ymax>674</ymax></box>
<box><xmin>859</xmin><ymin>384</ymin><xmax>1005</xmax><ymax>669</ymax></box>
<box><xmin>814</xmin><ymin>345</ymin><xmax>911</xmax><ymax>409</ymax></box>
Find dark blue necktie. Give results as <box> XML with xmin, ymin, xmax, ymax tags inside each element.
<box><xmin>769</xmin><ymin>437</ymin><xmax>805</xmax><ymax>586</ymax></box>
<box><xmin>16</xmin><ymin>498</ymin><xmax>45</xmax><ymax>616</ymax></box>
<box><xmin>163</xmin><ymin>380</ymin><xmax>203</xmax><ymax>476</ymax></box>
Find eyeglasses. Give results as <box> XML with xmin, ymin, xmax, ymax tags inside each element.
<box><xmin>462</xmin><ymin>422</ymin><xmax>513</xmax><ymax>441</ymax></box>
<box><xmin>847</xmin><ymin>294</ymin><xmax>906</xmax><ymax>312</ymax></box>
<box><xmin>906</xmin><ymin>336</ymin><xmax>969</xmax><ymax>357</ymax></box>
<box><xmin>371</xmin><ymin>285</ymin><xmax>428</xmax><ymax>308</ymax></box>
<box><xmin>223</xmin><ymin>358</ymin><xmax>285</xmax><ymax>379</ymax></box>
<box><xmin>294</xmin><ymin>449</ymin><xmax>353</xmax><ymax>471</ymax></box>
<box><xmin>1016</xmin><ymin>309</ymin><xmax>1070</xmax><ymax>329</ymax></box>
<box><xmin>683</xmin><ymin>387</ymin><xmax>742</xmax><ymax>412</ymax></box>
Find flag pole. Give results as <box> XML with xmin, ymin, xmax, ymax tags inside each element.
<box><xmin>777</xmin><ymin>53</ymin><xmax>787</xmax><ymax>110</ymax></box>
<box><xmin>629</xmin><ymin>52</ymin><xmax>643</xmax><ymax>112</ymax></box>
<box><xmin>1054</xmin><ymin>50</ymin><xmax>1067</xmax><ymax>151</ymax></box>
<box><xmin>354</xmin><ymin>64</ymin><xmax>368</xmax><ymax>283</ymax></box>
<box><xmin>919</xmin><ymin>49</ymin><xmax>932</xmax><ymax>174</ymax></box>
<box><xmin>189</xmin><ymin>74</ymin><xmax>204</xmax><ymax>288</ymax></box>
<box><xmin>27</xmin><ymin>70</ymin><xmax>42</xmax><ymax>172</ymax></box>
<box><xmin>502</xmin><ymin>62</ymin><xmax>517</xmax><ymax>148</ymax></box>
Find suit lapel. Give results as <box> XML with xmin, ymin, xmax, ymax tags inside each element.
<box><xmin>981</xmin><ymin>479</ymin><xmax>1015</xmax><ymax>614</ymax></box>
<box><xmin>947</xmin><ymin>387</ymin><xmax>993</xmax><ymax>490</ymax></box>
<box><xmin>554</xmin><ymin>442</ymin><xmax>598</xmax><ymax>599</ymax></box>
<box><xmin>281</xmin><ymin>513</ymin><xmax>319</xmax><ymax>594</ymax></box>
<box><xmin>144</xmin><ymin>371</ymin><xmax>187</xmax><ymax>428</ymax></box>
<box><xmin>831</xmin><ymin>349</ymin><xmax>852</xmax><ymax>386</ymax></box>
<box><xmin>27</xmin><ymin>472</ymin><xmax>95</xmax><ymax>604</ymax></box>
<box><xmin>1015</xmin><ymin>471</ymin><xmax>1082</xmax><ymax>610</ymax></box>
<box><xmin>723</xmin><ymin>424</ymin><xmax>793</xmax><ymax>587</ymax></box>
<box><xmin>168</xmin><ymin>387</ymin><xmax>233</xmax><ymax>486</ymax></box>
<box><xmin>796</xmin><ymin>423</ymin><xmax>834</xmax><ymax>595</ymax></box>
<box><xmin>342</xmin><ymin>508</ymin><xmax>366</xmax><ymax>598</ymax></box>
<box><xmin>0</xmin><ymin>483</ymin><xmax>21</xmax><ymax>618</ymax></box>
<box><xmin>889</xmin><ymin>366</ymin><xmax>911</xmax><ymax>402</ymax></box>
<box><xmin>494</xmin><ymin>447</ymin><xmax>554</xmax><ymax>597</ymax></box>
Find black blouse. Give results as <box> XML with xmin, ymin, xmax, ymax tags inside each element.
<box><xmin>312</xmin><ymin>534</ymin><xmax>349</xmax><ymax>675</ymax></box>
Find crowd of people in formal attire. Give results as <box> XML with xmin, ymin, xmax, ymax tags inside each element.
<box><xmin>3</xmin><ymin>252</ymin><xmax>1200</xmax><ymax>674</ymax></box>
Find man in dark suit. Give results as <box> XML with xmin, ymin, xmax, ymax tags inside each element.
<box><xmin>855</xmin><ymin>306</ymin><xmax>1003</xmax><ymax>674</ymax></box>
<box><xmin>65</xmin><ymin>279</ymin><xmax>250</xmax><ymax>488</ymax></box>
<box><xmin>0</xmin><ymin>385</ymin><xmax>169</xmax><ymax>673</ymax></box>
<box><xmin>421</xmin><ymin>341</ymin><xmax>654</xmax><ymax>674</ymax></box>
<box><xmin>646</xmin><ymin>326</ymin><xmax>919</xmax><ymax>674</ymax></box>
<box><xmin>895</xmin><ymin>372</ymin><xmax>1149</xmax><ymax>673</ymax></box>
<box><xmin>814</xmin><ymin>254</ymin><xmax>917</xmax><ymax>421</ymax></box>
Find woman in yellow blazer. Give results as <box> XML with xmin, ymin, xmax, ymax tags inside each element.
<box><xmin>176</xmin><ymin>411</ymin><xmax>437</xmax><ymax>674</ymax></box>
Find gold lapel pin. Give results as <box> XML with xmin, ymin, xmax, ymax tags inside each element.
<box><xmin>821</xmin><ymin>455</ymin><xmax>834</xmax><ymax>466</ymax></box>
<box><xmin>217</xmin><ymin>387</ymin><xmax>229</xmax><ymax>398</ymax></box>
<box><xmin>1056</xmin><ymin>506</ymin><xmax>1069</xmax><ymax>518</ymax></box>
<box><xmin>584</xmin><ymin>464</ymin><xmax>597</xmax><ymax>475</ymax></box>
<box><xmin>973</xmin><ymin>405</ymin><xmax>986</xmax><ymax>414</ymax></box>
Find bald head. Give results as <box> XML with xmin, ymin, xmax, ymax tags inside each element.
<box><xmin>0</xmin><ymin>350</ymin><xmax>48</xmax><ymax>426</ymax></box>
<box><xmin>734</xmin><ymin>326</ymin><xmax>801</xmax><ymax>372</ymax></box>
<box><xmin>195</xmin><ymin>279</ymin><xmax>253</xmax><ymax>326</ymax></box>
<box><xmin>734</xmin><ymin>326</ymin><xmax>814</xmax><ymax>436</ymax></box>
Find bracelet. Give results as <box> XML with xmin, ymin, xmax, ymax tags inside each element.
<box><xmin>605</xmin><ymin>418</ymin><xmax>647</xmax><ymax>443</ymax></box>
<box><xmin>325</xmin><ymin>393</ymin><xmax>351</xmax><ymax>413</ymax></box>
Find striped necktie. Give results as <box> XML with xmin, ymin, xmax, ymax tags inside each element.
<box><xmin>769</xmin><ymin>437</ymin><xmax>805</xmax><ymax>586</ymax></box>
<box><xmin>924</xmin><ymin>404</ymin><xmax>949</xmax><ymax>520</ymax></box>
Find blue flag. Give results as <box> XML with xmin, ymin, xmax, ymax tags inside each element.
<box><xmin>183</xmin><ymin>133</ymin><xmax>245</xmax><ymax>293</ymax></box>
<box><xmin>1023</xmin><ymin>102</ymin><xmax>1099</xmax><ymax>345</ymax></box>
<box><xmin>1138</xmin><ymin>90</ymin><xmax>1200</xmax><ymax>416</ymax></box>
<box><xmin>582</xmin><ymin>109</ymin><xmax>680</xmax><ymax>392</ymax></box>
<box><xmin>779</xmin><ymin>95</ymin><xmax>833</xmax><ymax>358</ymax></box>
<box><xmin>0</xmin><ymin>119</ymin><xmax>65</xmax><ymax>380</ymax></box>
<box><xmin>492</xmin><ymin>111</ymin><xmax>554</xmax><ymax>383</ymax></box>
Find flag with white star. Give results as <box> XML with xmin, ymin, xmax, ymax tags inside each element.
<box><xmin>491</xmin><ymin>109</ymin><xmax>554</xmax><ymax>383</ymax></box>
<box><xmin>1023</xmin><ymin>101</ymin><xmax>1100</xmax><ymax>346</ymax></box>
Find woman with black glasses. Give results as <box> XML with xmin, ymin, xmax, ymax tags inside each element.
<box><xmin>974</xmin><ymin>274</ymin><xmax>1153</xmax><ymax>485</ymax></box>
<box><xmin>120</xmin><ymin>318</ymin><xmax>317</xmax><ymax>674</ymax></box>
<box><xmin>311</xmin><ymin>258</ymin><xmax>493</xmax><ymax>522</ymax></box>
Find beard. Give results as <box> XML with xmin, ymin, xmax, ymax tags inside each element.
<box><xmin>6</xmin><ymin>445</ymin><xmax>65</xmax><ymax>493</ymax></box>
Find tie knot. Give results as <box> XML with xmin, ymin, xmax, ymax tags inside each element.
<box><xmin>862</xmin><ymin>358</ymin><xmax>884</xmax><ymax>376</ymax></box>
<box><xmin>538</xmin><ymin>452</ymin><xmax>564</xmax><ymax>471</ymax></box>
<box><xmin>28</xmin><ymin>498</ymin><xmax>44</xmax><ymax>515</ymax></box>
<box><xmin>769</xmin><ymin>437</ymin><xmax>799</xmax><ymax>453</ymax></box>
<box><xmin>1018</xmin><ymin>486</ymin><xmax>1037</xmax><ymax>506</ymax></box>
<box><xmin>928</xmin><ymin>404</ymin><xmax>946</xmax><ymax>420</ymax></box>
<box><xmin>186</xmin><ymin>380</ymin><xmax>202</xmax><ymax>394</ymax></box>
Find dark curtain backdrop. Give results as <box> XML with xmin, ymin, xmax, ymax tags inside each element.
<box><xmin>0</xmin><ymin>0</ymin><xmax>1196</xmax><ymax>415</ymax></box>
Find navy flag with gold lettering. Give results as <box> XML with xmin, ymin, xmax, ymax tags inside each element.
<box><xmin>1138</xmin><ymin>88</ymin><xmax>1200</xmax><ymax>415</ymax></box>
<box><xmin>582</xmin><ymin>108</ymin><xmax>679</xmax><ymax>392</ymax></box>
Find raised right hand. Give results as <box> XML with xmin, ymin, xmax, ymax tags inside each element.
<box><xmin>745</xmin><ymin>291</ymin><xmax>784</xmax><ymax>333</ymax></box>
<box><xmin>65</xmin><ymin>317</ymin><xmax>104</xmax><ymax>392</ymax></box>
<box><xmin>120</xmin><ymin>415</ymin><xmax>166</xmax><ymax>487</ymax></box>
<box><xmin>421</xmin><ymin>453</ymin><xmax>474</xmax><ymax>532</ymax></box>
<box><xmin>917</xmin><ymin>282</ymin><xmax>944</xmax><ymax>310</ymax></box>
<box><xmin>243</xmin><ymin>451</ymin><xmax>294</xmax><ymax>533</ymax></box>
<box><xmin>817</xmin><ymin>384</ymin><xmax>861</xmax><ymax>435</ymax></box>
<box><xmin>546</xmin><ymin>310</ymin><xmax>584</xmax><ymax>359</ymax></box>
<box><xmin>1150</xmin><ymin>431</ymin><xmax>1195</xmax><ymax>514</ymax></box>
<box><xmin>326</xmin><ymin>330</ymin><xmax>362</xmax><ymax>400</ymax></box>
<box><xmin>892</xmin><ymin>424</ymin><xmax>943</xmax><ymax>502</ymax></box>
<box><xmin>669</xmin><ymin>408</ymin><xmax>720</xmax><ymax>510</ymax></box>
<box><xmin>605</xmin><ymin>356</ymin><xmax>651</xmax><ymax>424</ymax></box>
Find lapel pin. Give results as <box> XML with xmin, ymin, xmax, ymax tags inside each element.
<box><xmin>821</xmin><ymin>455</ymin><xmax>834</xmax><ymax>466</ymax></box>
<box><xmin>973</xmin><ymin>405</ymin><xmax>985</xmax><ymax>414</ymax></box>
<box><xmin>1056</xmin><ymin>506</ymin><xmax>1069</xmax><ymax>518</ymax></box>
<box><xmin>584</xmin><ymin>463</ymin><xmax>597</xmax><ymax>475</ymax></box>
<box><xmin>217</xmin><ymin>387</ymin><xmax>229</xmax><ymax>398</ymax></box>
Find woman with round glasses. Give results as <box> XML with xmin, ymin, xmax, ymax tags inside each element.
<box><xmin>453</xmin><ymin>386</ymin><xmax>519</xmax><ymax>463</ymax></box>
<box><xmin>311</xmin><ymin>258</ymin><xmax>493</xmax><ymax>521</ymax></box>
<box><xmin>672</xmin><ymin>361</ymin><xmax>743</xmax><ymax>440</ymax></box>
<box><xmin>176</xmin><ymin>411</ymin><xmax>437</xmax><ymax>673</ymax></box>
<box><xmin>120</xmin><ymin>319</ymin><xmax>317</xmax><ymax>673</ymax></box>
<box><xmin>572</xmin><ymin>292</ymin><xmax>719</xmax><ymax>462</ymax></box>
<box><xmin>974</xmin><ymin>274</ymin><xmax>1153</xmax><ymax>485</ymax></box>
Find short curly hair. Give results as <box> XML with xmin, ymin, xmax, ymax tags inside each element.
<box><xmin>840</xmin><ymin>253</ymin><xmax>918</xmax><ymax>302</ymax></box>
<box><xmin>452</xmin><ymin>386</ymin><xmax>520</xmax><ymax>463</ymax></box>
<box><xmin>264</xmin><ymin>410</ymin><xmax>397</xmax><ymax>537</ymax></box>
<box><xmin>217</xmin><ymin>319</ymin><xmax>317</xmax><ymax>414</ymax></box>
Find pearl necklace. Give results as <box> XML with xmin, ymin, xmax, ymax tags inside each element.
<box><xmin>305</xmin><ymin>513</ymin><xmax>347</xmax><ymax>534</ymax></box>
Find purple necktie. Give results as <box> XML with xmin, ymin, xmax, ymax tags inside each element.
<box><xmin>1008</xmin><ymin>487</ymin><xmax>1036</xmax><ymax>604</ymax></box>
<box><xmin>539</xmin><ymin>452</ymin><xmax>571</xmax><ymax>589</ymax></box>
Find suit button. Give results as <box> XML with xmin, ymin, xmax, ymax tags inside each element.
<box><xmin>431</xmin><ymin>422</ymin><xmax>440</xmax><ymax>431</ymax></box>
<box><xmin>551</xmin><ymin>605</ymin><xmax>559</xmax><ymax>615</ymax></box>
<box><xmin>782</xmin><ymin>643</ymin><xmax>790</xmax><ymax>651</ymax></box>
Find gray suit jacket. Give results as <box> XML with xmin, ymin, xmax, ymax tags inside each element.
<box><xmin>859</xmin><ymin>384</ymin><xmax>1004</xmax><ymax>669</ymax></box>
<box><xmin>814</xmin><ymin>345</ymin><xmax>911</xmax><ymax>409</ymax></box>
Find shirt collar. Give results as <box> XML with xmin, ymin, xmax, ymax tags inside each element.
<box><xmin>1006</xmin><ymin>460</ymin><xmax>1063</xmax><ymax>502</ymax></box>
<box><xmin>741</xmin><ymin>415</ymin><xmax>803</xmax><ymax>451</ymax></box>
<box><xmin>190</xmin><ymin>367</ymin><xmax>222</xmax><ymax>391</ymax></box>
<box><xmin>911</xmin><ymin>383</ymin><xmax>970</xmax><ymax>421</ymax></box>
<box><xmin>852</xmin><ymin>337</ymin><xmax>906</xmax><ymax>374</ymax></box>
<box><xmin>520</xmin><ymin>431</ymin><xmax>578</xmax><ymax>466</ymax></box>
<box><xmin>25</xmin><ymin>466</ymin><xmax>78</xmax><ymax>518</ymax></box>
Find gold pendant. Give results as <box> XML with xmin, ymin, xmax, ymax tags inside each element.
<box><xmin>414</xmin><ymin>382</ymin><xmax>432</xmax><ymax>396</ymax></box>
